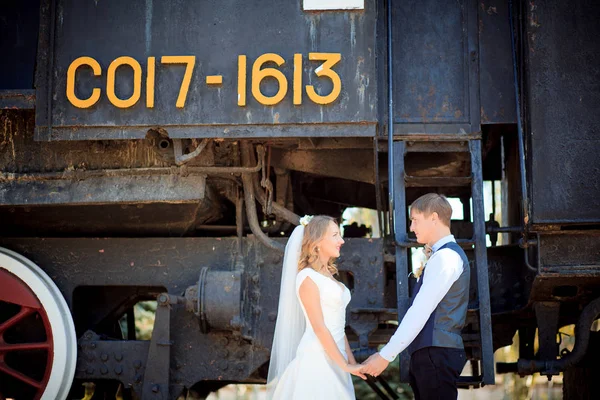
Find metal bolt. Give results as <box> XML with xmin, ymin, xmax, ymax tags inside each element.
<box><xmin>152</xmin><ymin>384</ymin><xmax>160</xmax><ymax>393</ymax></box>
<box><xmin>134</xmin><ymin>360</ymin><xmax>142</xmax><ymax>369</ymax></box>
<box><xmin>158</xmin><ymin>294</ymin><xmax>168</xmax><ymax>304</ymax></box>
<box><xmin>114</xmin><ymin>353</ymin><xmax>123</xmax><ymax>362</ymax></box>
<box><xmin>114</xmin><ymin>366</ymin><xmax>123</xmax><ymax>375</ymax></box>
<box><xmin>101</xmin><ymin>366</ymin><xmax>108</xmax><ymax>375</ymax></box>
<box><xmin>101</xmin><ymin>353</ymin><xmax>108</xmax><ymax>362</ymax></box>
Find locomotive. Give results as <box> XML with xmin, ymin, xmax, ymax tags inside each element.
<box><xmin>1</xmin><ymin>0</ymin><xmax>599</xmax><ymax>399</ymax></box>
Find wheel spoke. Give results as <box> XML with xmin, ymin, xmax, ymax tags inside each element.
<box><xmin>0</xmin><ymin>341</ymin><xmax>50</xmax><ymax>353</ymax></box>
<box><xmin>0</xmin><ymin>362</ymin><xmax>43</xmax><ymax>389</ymax></box>
<box><xmin>0</xmin><ymin>307</ymin><xmax>36</xmax><ymax>334</ymax></box>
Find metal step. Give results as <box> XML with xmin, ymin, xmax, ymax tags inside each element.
<box><xmin>404</xmin><ymin>175</ymin><xmax>472</xmax><ymax>188</ymax></box>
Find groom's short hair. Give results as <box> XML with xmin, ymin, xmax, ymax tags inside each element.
<box><xmin>411</xmin><ymin>193</ymin><xmax>452</xmax><ymax>227</ymax></box>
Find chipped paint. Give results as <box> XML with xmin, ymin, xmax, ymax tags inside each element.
<box><xmin>350</xmin><ymin>14</ymin><xmax>356</xmax><ymax>49</ymax></box>
<box><xmin>145</xmin><ymin>0</ymin><xmax>153</xmax><ymax>55</ymax></box>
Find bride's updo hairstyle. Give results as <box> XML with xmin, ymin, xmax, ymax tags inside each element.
<box><xmin>297</xmin><ymin>215</ymin><xmax>339</xmax><ymax>275</ymax></box>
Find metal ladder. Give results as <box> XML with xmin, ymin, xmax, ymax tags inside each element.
<box><xmin>390</xmin><ymin>139</ymin><xmax>495</xmax><ymax>387</ymax></box>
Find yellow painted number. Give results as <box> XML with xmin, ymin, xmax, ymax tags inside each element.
<box><xmin>66</xmin><ymin>56</ymin><xmax>102</xmax><ymax>108</ymax></box>
<box><xmin>107</xmin><ymin>56</ymin><xmax>142</xmax><ymax>108</ymax></box>
<box><xmin>238</xmin><ymin>55</ymin><xmax>247</xmax><ymax>106</ymax></box>
<box><xmin>146</xmin><ymin>57</ymin><xmax>156</xmax><ymax>108</ymax></box>
<box><xmin>252</xmin><ymin>53</ymin><xmax>288</xmax><ymax>106</ymax></box>
<box><xmin>306</xmin><ymin>53</ymin><xmax>342</xmax><ymax>105</ymax></box>
<box><xmin>293</xmin><ymin>53</ymin><xmax>303</xmax><ymax>105</ymax></box>
<box><xmin>161</xmin><ymin>56</ymin><xmax>196</xmax><ymax>108</ymax></box>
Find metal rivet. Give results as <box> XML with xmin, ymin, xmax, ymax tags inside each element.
<box><xmin>115</xmin><ymin>366</ymin><xmax>123</xmax><ymax>375</ymax></box>
<box><xmin>158</xmin><ymin>294</ymin><xmax>168</xmax><ymax>304</ymax></box>
<box><xmin>114</xmin><ymin>353</ymin><xmax>123</xmax><ymax>362</ymax></box>
<box><xmin>101</xmin><ymin>366</ymin><xmax>108</xmax><ymax>375</ymax></box>
<box><xmin>101</xmin><ymin>353</ymin><xmax>108</xmax><ymax>362</ymax></box>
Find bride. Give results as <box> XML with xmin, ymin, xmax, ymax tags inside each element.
<box><xmin>267</xmin><ymin>215</ymin><xmax>366</xmax><ymax>399</ymax></box>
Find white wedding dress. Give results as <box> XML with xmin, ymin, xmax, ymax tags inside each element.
<box><xmin>270</xmin><ymin>267</ymin><xmax>356</xmax><ymax>399</ymax></box>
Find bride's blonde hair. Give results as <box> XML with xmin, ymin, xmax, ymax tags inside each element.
<box><xmin>297</xmin><ymin>215</ymin><xmax>339</xmax><ymax>275</ymax></box>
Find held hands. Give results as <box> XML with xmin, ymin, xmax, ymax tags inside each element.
<box><xmin>361</xmin><ymin>353</ymin><xmax>390</xmax><ymax>377</ymax></box>
<box><xmin>344</xmin><ymin>363</ymin><xmax>367</xmax><ymax>380</ymax></box>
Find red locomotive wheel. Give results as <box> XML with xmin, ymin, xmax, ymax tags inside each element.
<box><xmin>0</xmin><ymin>248</ymin><xmax>76</xmax><ymax>400</ymax></box>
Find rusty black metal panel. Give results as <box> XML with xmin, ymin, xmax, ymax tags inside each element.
<box><xmin>530</xmin><ymin>231</ymin><xmax>600</xmax><ymax>303</ymax></box>
<box><xmin>0</xmin><ymin>0</ymin><xmax>40</xmax><ymax>90</ymax></box>
<box><xmin>391</xmin><ymin>0</ymin><xmax>480</xmax><ymax>134</ymax></box>
<box><xmin>525</xmin><ymin>0</ymin><xmax>600</xmax><ymax>224</ymax></box>
<box><xmin>478</xmin><ymin>0</ymin><xmax>516</xmax><ymax>124</ymax></box>
<box><xmin>35</xmin><ymin>0</ymin><xmax>378</xmax><ymax>141</ymax></box>
<box><xmin>0</xmin><ymin>90</ymin><xmax>36</xmax><ymax>109</ymax></box>
<box><xmin>0</xmin><ymin>175</ymin><xmax>206</xmax><ymax>205</ymax></box>
<box><xmin>538</xmin><ymin>231</ymin><xmax>600</xmax><ymax>272</ymax></box>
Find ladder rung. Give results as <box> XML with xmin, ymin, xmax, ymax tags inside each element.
<box><xmin>404</xmin><ymin>141</ymin><xmax>471</xmax><ymax>153</ymax></box>
<box><xmin>404</xmin><ymin>175</ymin><xmax>472</xmax><ymax>187</ymax></box>
<box><xmin>457</xmin><ymin>376</ymin><xmax>484</xmax><ymax>389</ymax></box>
<box><xmin>396</xmin><ymin>238</ymin><xmax>475</xmax><ymax>248</ymax></box>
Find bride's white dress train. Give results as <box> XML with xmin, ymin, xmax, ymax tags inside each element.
<box><xmin>271</xmin><ymin>268</ymin><xmax>355</xmax><ymax>399</ymax></box>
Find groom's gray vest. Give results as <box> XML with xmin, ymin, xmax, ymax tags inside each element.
<box><xmin>408</xmin><ymin>242</ymin><xmax>470</xmax><ymax>355</ymax></box>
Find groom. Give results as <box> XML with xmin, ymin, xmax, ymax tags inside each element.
<box><xmin>362</xmin><ymin>193</ymin><xmax>469</xmax><ymax>399</ymax></box>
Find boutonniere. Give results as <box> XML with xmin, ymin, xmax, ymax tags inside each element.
<box><xmin>413</xmin><ymin>245</ymin><xmax>433</xmax><ymax>280</ymax></box>
<box><xmin>414</xmin><ymin>262</ymin><xmax>425</xmax><ymax>279</ymax></box>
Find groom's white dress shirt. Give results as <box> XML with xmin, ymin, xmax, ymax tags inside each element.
<box><xmin>379</xmin><ymin>235</ymin><xmax>464</xmax><ymax>362</ymax></box>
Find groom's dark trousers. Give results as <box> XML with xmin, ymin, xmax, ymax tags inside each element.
<box><xmin>409</xmin><ymin>346</ymin><xmax>466</xmax><ymax>400</ymax></box>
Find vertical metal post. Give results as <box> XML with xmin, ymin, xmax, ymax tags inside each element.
<box><xmin>142</xmin><ymin>293</ymin><xmax>173</xmax><ymax>400</ymax></box>
<box><xmin>469</xmin><ymin>140</ymin><xmax>495</xmax><ymax>385</ymax></box>
<box><xmin>392</xmin><ymin>141</ymin><xmax>411</xmax><ymax>382</ymax></box>
<box><xmin>387</xmin><ymin>0</ymin><xmax>395</xmax><ymax>234</ymax></box>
